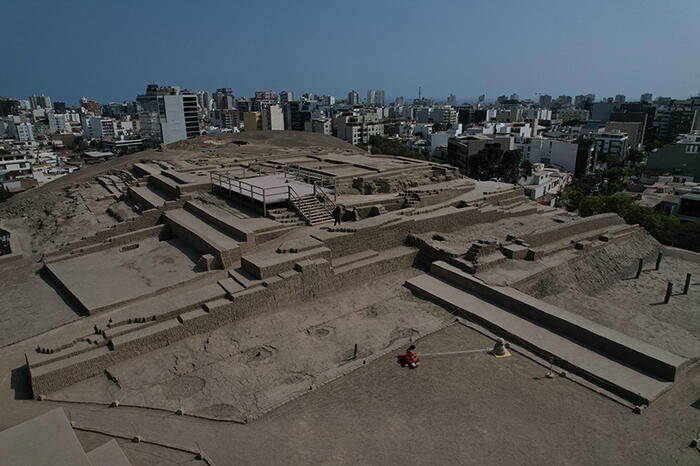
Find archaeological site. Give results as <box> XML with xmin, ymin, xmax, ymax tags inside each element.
<box><xmin>0</xmin><ymin>132</ymin><xmax>698</xmax><ymax>465</ymax></box>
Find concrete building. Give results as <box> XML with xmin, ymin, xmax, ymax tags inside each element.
<box><xmin>47</xmin><ymin>113</ymin><xmax>70</xmax><ymax>134</ymax></box>
<box><xmin>304</xmin><ymin>117</ymin><xmax>332</xmax><ymax>135</ymax></box>
<box><xmin>641</xmin><ymin>93</ymin><xmax>653</xmax><ymax>104</ymax></box>
<box><xmin>280</xmin><ymin>91</ymin><xmax>294</xmax><ymax>105</ymax></box>
<box><xmin>347</xmin><ymin>90</ymin><xmax>361</xmax><ymax>106</ymax></box>
<box><xmin>101</xmin><ymin>138</ymin><xmax>144</xmax><ymax>154</ymax></box>
<box><xmin>447</xmin><ymin>94</ymin><xmax>457</xmax><ymax>106</ymax></box>
<box><xmin>0</xmin><ymin>152</ymin><xmax>32</xmax><ymax>181</ymax></box>
<box><xmin>590</xmin><ymin>102</ymin><xmax>619</xmax><ymax>121</ymax></box>
<box><xmin>283</xmin><ymin>101</ymin><xmax>308</xmax><ymax>131</ymax></box>
<box><xmin>556</xmin><ymin>109</ymin><xmax>590</xmax><ymax>121</ymax></box>
<box><xmin>214</xmin><ymin>88</ymin><xmax>234</xmax><ymax>110</ymax></box>
<box><xmin>615</xmin><ymin>95</ymin><xmax>626</xmax><ymax>104</ymax></box>
<box><xmin>11</xmin><ymin>122</ymin><xmax>34</xmax><ymax>142</ymax></box>
<box><xmin>516</xmin><ymin>137</ymin><xmax>596</xmax><ymax>176</ymax></box>
<box><xmin>653</xmin><ymin>99</ymin><xmax>700</xmax><ymax>142</ymax></box>
<box><xmin>539</xmin><ymin>94</ymin><xmax>552</xmax><ymax>108</ymax></box>
<box><xmin>593</xmin><ymin>129</ymin><xmax>630</xmax><ymax>159</ymax></box>
<box><xmin>262</xmin><ymin>105</ymin><xmax>284</xmax><ymax>131</ymax></box>
<box><xmin>213</xmin><ymin>108</ymin><xmax>240</xmax><ymax>129</ymax></box>
<box><xmin>82</xmin><ymin>117</ymin><xmax>117</xmax><ymax>139</ymax></box>
<box><xmin>30</xmin><ymin>94</ymin><xmax>51</xmax><ymax>110</ymax></box>
<box><xmin>196</xmin><ymin>91</ymin><xmax>211</xmax><ymax>110</ymax></box>
<box><xmin>606</xmin><ymin>121</ymin><xmax>645</xmax><ymax>150</ymax></box>
<box><xmin>136</xmin><ymin>84</ymin><xmax>199</xmax><ymax>145</ymax></box>
<box><xmin>432</xmin><ymin>106</ymin><xmax>458</xmax><ymax>126</ymax></box>
<box><xmin>646</xmin><ymin>131</ymin><xmax>700</xmax><ymax>182</ymax></box>
<box><xmin>336</xmin><ymin>113</ymin><xmax>383</xmax><ymax>145</ymax></box>
<box><xmin>243</xmin><ymin>112</ymin><xmax>263</xmax><ymax>131</ymax></box>
<box><xmin>446</xmin><ymin>134</ymin><xmax>513</xmax><ymax>171</ymax></box>
<box><xmin>521</xmin><ymin>165</ymin><xmax>571</xmax><ymax>204</ymax></box>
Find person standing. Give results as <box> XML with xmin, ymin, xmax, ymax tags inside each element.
<box><xmin>333</xmin><ymin>205</ymin><xmax>342</xmax><ymax>226</ymax></box>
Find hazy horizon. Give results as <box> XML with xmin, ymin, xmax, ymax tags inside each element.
<box><xmin>2</xmin><ymin>0</ymin><xmax>699</xmax><ymax>105</ymax></box>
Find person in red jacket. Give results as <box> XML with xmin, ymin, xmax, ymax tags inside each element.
<box><xmin>397</xmin><ymin>345</ymin><xmax>419</xmax><ymax>368</ymax></box>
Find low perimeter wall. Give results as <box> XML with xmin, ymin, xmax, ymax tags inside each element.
<box><xmin>29</xmin><ymin>248</ymin><xmax>419</xmax><ymax>396</ymax></box>
<box><xmin>429</xmin><ymin>261</ymin><xmax>686</xmax><ymax>382</ymax></box>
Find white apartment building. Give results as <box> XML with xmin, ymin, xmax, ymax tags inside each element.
<box><xmin>517</xmin><ymin>135</ymin><xmax>597</xmax><ymax>176</ymax></box>
<box><xmin>11</xmin><ymin>122</ymin><xmax>34</xmax><ymax>142</ymax></box>
<box><xmin>523</xmin><ymin>108</ymin><xmax>552</xmax><ymax>120</ymax></box>
<box><xmin>82</xmin><ymin>117</ymin><xmax>117</xmax><ymax>139</ymax></box>
<box><xmin>262</xmin><ymin>104</ymin><xmax>284</xmax><ymax>130</ymax></box>
<box><xmin>432</xmin><ymin>106</ymin><xmax>458</xmax><ymax>126</ymax></box>
<box><xmin>337</xmin><ymin>113</ymin><xmax>383</xmax><ymax>145</ymax></box>
<box><xmin>593</xmin><ymin>129</ymin><xmax>630</xmax><ymax>159</ymax></box>
<box><xmin>47</xmin><ymin>113</ymin><xmax>71</xmax><ymax>134</ymax></box>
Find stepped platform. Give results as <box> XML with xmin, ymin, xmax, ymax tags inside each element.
<box><xmin>127</xmin><ymin>185</ymin><xmax>172</xmax><ymax>209</ymax></box>
<box><xmin>184</xmin><ymin>200</ymin><xmax>280</xmax><ymax>243</ymax></box>
<box><xmin>241</xmin><ymin>246</ymin><xmax>332</xmax><ymax>279</ymax></box>
<box><xmin>331</xmin><ymin>249</ymin><xmax>379</xmax><ymax>268</ymax></box>
<box><xmin>164</xmin><ymin>208</ymin><xmax>242</xmax><ymax>268</ymax></box>
<box><xmin>213</xmin><ymin>173</ymin><xmax>316</xmax><ymax>203</ymax></box>
<box><xmin>405</xmin><ymin>261</ymin><xmax>688</xmax><ymax>405</ymax></box>
<box><xmin>228</xmin><ymin>268</ymin><xmax>265</xmax><ymax>289</ymax></box>
<box><xmin>44</xmin><ymin>237</ymin><xmax>204</xmax><ymax>314</ymax></box>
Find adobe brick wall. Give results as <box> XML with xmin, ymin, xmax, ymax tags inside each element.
<box><xmin>521</xmin><ymin>213</ymin><xmax>623</xmax><ymax>247</ymax></box>
<box><xmin>28</xmin><ymin>248</ymin><xmax>418</xmax><ymax>396</ymax></box>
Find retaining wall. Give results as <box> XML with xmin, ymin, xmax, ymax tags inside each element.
<box><xmin>521</xmin><ymin>213</ymin><xmax>623</xmax><ymax>247</ymax></box>
<box><xmin>430</xmin><ymin>261</ymin><xmax>685</xmax><ymax>382</ymax></box>
<box><xmin>29</xmin><ymin>247</ymin><xmax>418</xmax><ymax>395</ymax></box>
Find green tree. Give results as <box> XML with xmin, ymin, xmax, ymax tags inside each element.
<box><xmin>498</xmin><ymin>149</ymin><xmax>524</xmax><ymax>183</ymax></box>
<box><xmin>577</xmin><ymin>193</ymin><xmax>700</xmax><ymax>252</ymax></box>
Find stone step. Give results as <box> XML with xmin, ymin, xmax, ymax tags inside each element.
<box><xmin>127</xmin><ymin>185</ymin><xmax>172</xmax><ymax>210</ymax></box>
<box><xmin>405</xmin><ymin>261</ymin><xmax>688</xmax><ymax>405</ymax></box>
<box><xmin>217</xmin><ymin>277</ymin><xmax>246</xmax><ymax>297</ymax></box>
<box><xmin>228</xmin><ymin>268</ymin><xmax>264</xmax><ymax>289</ymax></box>
<box><xmin>331</xmin><ymin>249</ymin><xmax>379</xmax><ymax>268</ymax></box>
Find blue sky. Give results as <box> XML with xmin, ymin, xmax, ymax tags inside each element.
<box><xmin>2</xmin><ymin>0</ymin><xmax>699</xmax><ymax>105</ymax></box>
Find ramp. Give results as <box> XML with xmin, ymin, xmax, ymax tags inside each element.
<box><xmin>405</xmin><ymin>261</ymin><xmax>688</xmax><ymax>405</ymax></box>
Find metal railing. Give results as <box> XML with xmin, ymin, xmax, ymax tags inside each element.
<box><xmin>287</xmin><ymin>185</ymin><xmax>311</xmax><ymax>225</ymax></box>
<box><xmin>313</xmin><ymin>183</ymin><xmax>336</xmax><ymax>217</ymax></box>
<box><xmin>211</xmin><ymin>172</ymin><xmax>289</xmax><ymax>216</ymax></box>
<box><xmin>210</xmin><ymin>170</ymin><xmax>337</xmax><ymax>220</ymax></box>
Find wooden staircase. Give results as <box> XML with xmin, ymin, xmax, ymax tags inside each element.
<box><xmin>291</xmin><ymin>195</ymin><xmax>333</xmax><ymax>225</ymax></box>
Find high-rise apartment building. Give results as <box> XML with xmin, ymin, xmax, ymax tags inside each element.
<box><xmin>539</xmin><ymin>94</ymin><xmax>552</xmax><ymax>108</ymax></box>
<box><xmin>214</xmin><ymin>88</ymin><xmax>233</xmax><ymax>110</ymax></box>
<box><xmin>447</xmin><ymin>94</ymin><xmax>457</xmax><ymax>106</ymax></box>
<box><xmin>640</xmin><ymin>93</ymin><xmax>653</xmax><ymax>104</ymax></box>
<box><xmin>30</xmin><ymin>94</ymin><xmax>51</xmax><ymax>110</ymax></box>
<box><xmin>280</xmin><ymin>91</ymin><xmax>294</xmax><ymax>105</ymax></box>
<box><xmin>136</xmin><ymin>84</ymin><xmax>199</xmax><ymax>145</ymax></box>
<box><xmin>347</xmin><ymin>90</ymin><xmax>361</xmax><ymax>106</ymax></box>
<box><xmin>262</xmin><ymin>105</ymin><xmax>284</xmax><ymax>130</ymax></box>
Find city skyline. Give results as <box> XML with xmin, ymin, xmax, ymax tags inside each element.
<box><xmin>2</xmin><ymin>0</ymin><xmax>699</xmax><ymax>105</ymax></box>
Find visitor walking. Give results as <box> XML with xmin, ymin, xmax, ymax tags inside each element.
<box><xmin>352</xmin><ymin>207</ymin><xmax>360</xmax><ymax>222</ymax></box>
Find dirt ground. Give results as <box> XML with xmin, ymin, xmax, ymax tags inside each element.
<box><xmin>6</xmin><ymin>323</ymin><xmax>698</xmax><ymax>465</ymax></box>
<box><xmin>46</xmin><ymin>237</ymin><xmax>203</xmax><ymax>312</ymax></box>
<box><xmin>49</xmin><ymin>268</ymin><xmax>454</xmax><ymax>420</ymax></box>
<box><xmin>539</xmin><ymin>254</ymin><xmax>700</xmax><ymax>358</ymax></box>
